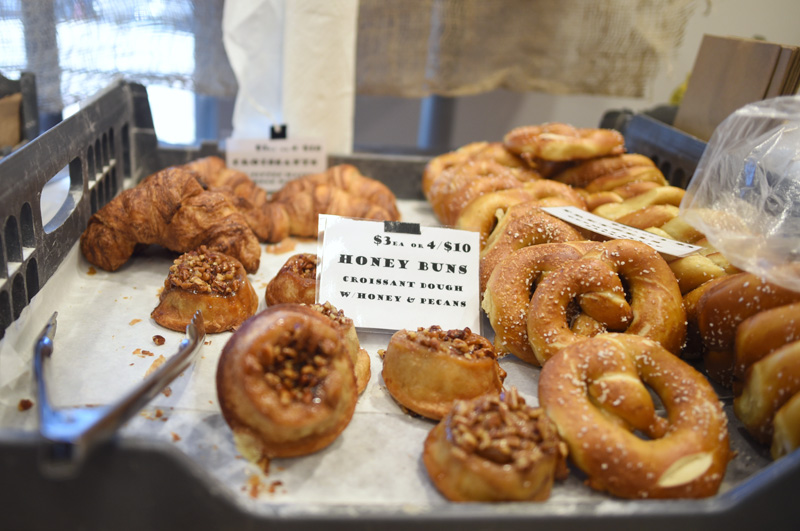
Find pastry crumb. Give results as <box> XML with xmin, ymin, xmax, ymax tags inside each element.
<box><xmin>153</xmin><ymin>335</ymin><xmax>166</xmax><ymax>346</ymax></box>
<box><xmin>145</xmin><ymin>355</ymin><xmax>167</xmax><ymax>384</ymax></box>
<box><xmin>17</xmin><ymin>399</ymin><xmax>33</xmax><ymax>411</ymax></box>
<box><xmin>87</xmin><ymin>266</ymin><xmax>97</xmax><ymax>275</ymax></box>
<box><xmin>129</xmin><ymin>318</ymin><xmax>141</xmax><ymax>325</ymax></box>
<box><xmin>171</xmin><ymin>432</ymin><xmax>181</xmax><ymax>442</ymax></box>
<box><xmin>133</xmin><ymin>348</ymin><xmax>154</xmax><ymax>358</ymax></box>
<box><xmin>245</xmin><ymin>474</ymin><xmax>264</xmax><ymax>498</ymax></box>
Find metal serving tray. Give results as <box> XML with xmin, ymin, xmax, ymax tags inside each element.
<box><xmin>0</xmin><ymin>80</ymin><xmax>796</xmax><ymax>530</ymax></box>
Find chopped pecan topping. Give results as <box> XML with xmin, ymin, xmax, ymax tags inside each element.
<box><xmin>287</xmin><ymin>253</ymin><xmax>317</xmax><ymax>279</ymax></box>
<box><xmin>412</xmin><ymin>325</ymin><xmax>496</xmax><ymax>360</ymax></box>
<box><xmin>447</xmin><ymin>388</ymin><xmax>565</xmax><ymax>471</ymax></box>
<box><xmin>309</xmin><ymin>301</ymin><xmax>352</xmax><ymax>328</ymax></box>
<box><xmin>259</xmin><ymin>326</ymin><xmax>335</xmax><ymax>405</ymax></box>
<box><xmin>167</xmin><ymin>246</ymin><xmax>242</xmax><ymax>295</ymax></box>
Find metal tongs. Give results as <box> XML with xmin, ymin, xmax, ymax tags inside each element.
<box><xmin>33</xmin><ymin>311</ymin><xmax>206</xmax><ymax>478</ymax></box>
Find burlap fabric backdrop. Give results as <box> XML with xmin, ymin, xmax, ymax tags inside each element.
<box><xmin>0</xmin><ymin>0</ymin><xmax>697</xmax><ymax>114</ymax></box>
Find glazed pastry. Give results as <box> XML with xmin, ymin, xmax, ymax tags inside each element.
<box><xmin>539</xmin><ymin>334</ymin><xmax>730</xmax><ymax>499</ymax></box>
<box><xmin>308</xmin><ymin>301</ymin><xmax>371</xmax><ymax>394</ymax></box>
<box><xmin>381</xmin><ymin>326</ymin><xmax>506</xmax><ymax>420</ymax></box>
<box><xmin>152</xmin><ymin>246</ymin><xmax>259</xmax><ymax>333</ymax></box>
<box><xmin>423</xmin><ymin>387</ymin><xmax>568</xmax><ymax>502</ymax></box>
<box><xmin>265</xmin><ymin>253</ymin><xmax>318</xmax><ymax>306</ymax></box>
<box><xmin>216</xmin><ymin>304</ymin><xmax>357</xmax><ymax>461</ymax></box>
<box><xmin>80</xmin><ymin>167</ymin><xmax>261</xmax><ymax>273</ymax></box>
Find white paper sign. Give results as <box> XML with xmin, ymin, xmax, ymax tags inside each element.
<box><xmin>541</xmin><ymin>206</ymin><xmax>703</xmax><ymax>258</ymax></box>
<box><xmin>316</xmin><ymin>215</ymin><xmax>481</xmax><ymax>333</ymax></box>
<box><xmin>225</xmin><ymin>137</ymin><xmax>327</xmax><ymax>191</ymax></box>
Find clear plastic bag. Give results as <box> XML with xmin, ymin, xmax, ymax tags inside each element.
<box><xmin>680</xmin><ymin>95</ymin><xmax>800</xmax><ymax>292</ymax></box>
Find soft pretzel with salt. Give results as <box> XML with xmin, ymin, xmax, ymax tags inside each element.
<box><xmin>504</xmin><ymin>122</ymin><xmax>626</xmax><ymax>162</ymax></box>
<box><xmin>553</xmin><ymin>153</ymin><xmax>659</xmax><ymax>189</ymax></box>
<box><xmin>733</xmin><ymin>301</ymin><xmax>800</xmax><ymax>391</ymax></box>
<box><xmin>482</xmin><ymin>241</ymin><xmax>599</xmax><ymax>365</ymax></box>
<box><xmin>422</xmin><ymin>142</ymin><xmax>538</xmax><ymax>198</ymax></box>
<box><xmin>426</xmin><ymin>160</ymin><xmax>527</xmax><ymax>226</ymax></box>
<box><xmin>527</xmin><ymin>239</ymin><xmax>686</xmax><ymax>364</ymax></box>
<box><xmin>455</xmin><ymin>180</ymin><xmax>586</xmax><ymax>248</ymax></box>
<box><xmin>478</xmin><ymin>205</ymin><xmax>586</xmax><ymax>293</ymax></box>
<box><xmin>539</xmin><ymin>333</ymin><xmax>730</xmax><ymax>499</ymax></box>
<box><xmin>735</xmin><ymin>340</ymin><xmax>800</xmax><ymax>447</ymax></box>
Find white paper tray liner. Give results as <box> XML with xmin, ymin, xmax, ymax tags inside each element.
<box><xmin>0</xmin><ymin>200</ymin><xmax>758</xmax><ymax>515</ymax></box>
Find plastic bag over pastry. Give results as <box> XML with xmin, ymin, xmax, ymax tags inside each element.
<box><xmin>222</xmin><ymin>0</ymin><xmax>358</xmax><ymax>154</ymax></box>
<box><xmin>680</xmin><ymin>95</ymin><xmax>800</xmax><ymax>292</ymax></box>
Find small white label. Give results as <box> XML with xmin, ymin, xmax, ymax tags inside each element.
<box><xmin>541</xmin><ymin>206</ymin><xmax>702</xmax><ymax>258</ymax></box>
<box><xmin>316</xmin><ymin>215</ymin><xmax>481</xmax><ymax>333</ymax></box>
<box><xmin>225</xmin><ymin>137</ymin><xmax>327</xmax><ymax>191</ymax></box>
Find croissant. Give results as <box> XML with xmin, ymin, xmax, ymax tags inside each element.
<box><xmin>272</xmin><ymin>164</ymin><xmax>400</xmax><ymax>219</ymax></box>
<box><xmin>80</xmin><ymin>167</ymin><xmax>262</xmax><ymax>273</ymax></box>
<box><xmin>189</xmin><ymin>161</ymin><xmax>401</xmax><ymax>243</ymax></box>
<box><xmin>183</xmin><ymin>157</ymin><xmax>279</xmax><ymax>242</ymax></box>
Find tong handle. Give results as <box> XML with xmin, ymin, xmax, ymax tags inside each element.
<box><xmin>34</xmin><ymin>311</ymin><xmax>206</xmax><ymax>477</ymax></box>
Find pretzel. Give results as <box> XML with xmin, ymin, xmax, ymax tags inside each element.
<box><xmin>422</xmin><ymin>142</ymin><xmax>537</xmax><ymax>198</ymax></box>
<box><xmin>426</xmin><ymin>160</ymin><xmax>525</xmax><ymax>226</ymax></box>
<box><xmin>539</xmin><ymin>334</ymin><xmax>730</xmax><ymax>499</ymax></box>
<box><xmin>527</xmin><ymin>239</ymin><xmax>686</xmax><ymax>364</ymax></box>
<box><xmin>583</xmin><ymin>165</ymin><xmax>667</xmax><ymax>193</ymax></box>
<box><xmin>578</xmin><ymin>179</ymin><xmax>665</xmax><ymax>212</ymax></box>
<box><xmin>482</xmin><ymin>241</ymin><xmax>599</xmax><ymax>365</ymax></box>
<box><xmin>592</xmin><ymin>186</ymin><xmax>685</xmax><ymax>221</ymax></box>
<box><xmin>579</xmin><ymin>190</ymin><xmax>624</xmax><ymax>211</ymax></box>
<box><xmin>665</xmin><ymin>253</ymin><xmax>735</xmax><ymax>295</ymax></box>
<box><xmin>552</xmin><ymin>153</ymin><xmax>657</xmax><ymax>188</ymax></box>
<box><xmin>772</xmin><ymin>392</ymin><xmax>800</xmax><ymax>459</ymax></box>
<box><xmin>504</xmin><ymin>123</ymin><xmax>625</xmax><ymax>162</ymax></box>
<box><xmin>381</xmin><ymin>326</ymin><xmax>506</xmax><ymax>420</ymax></box>
<box><xmin>734</xmin><ymin>301</ymin><xmax>800</xmax><ymax>392</ymax></box>
<box><xmin>423</xmin><ymin>387</ymin><xmax>568</xmax><ymax>502</ymax></box>
<box><xmin>455</xmin><ymin>181</ymin><xmax>586</xmax><ymax>248</ymax></box>
<box><xmin>265</xmin><ymin>253</ymin><xmax>318</xmax><ymax>306</ymax></box>
<box><xmin>216</xmin><ymin>304</ymin><xmax>357</xmax><ymax>462</ymax></box>
<box><xmin>478</xmin><ymin>205</ymin><xmax>586</xmax><ymax>293</ymax></box>
<box><xmin>603</xmin><ymin>196</ymin><xmax>737</xmax><ymax>296</ymax></box>
<box><xmin>422</xmin><ymin>142</ymin><xmax>492</xmax><ymax>197</ymax></box>
<box><xmin>695</xmin><ymin>272</ymin><xmax>800</xmax><ymax>353</ymax></box>
<box><xmin>735</xmin><ymin>340</ymin><xmax>800</xmax><ymax>445</ymax></box>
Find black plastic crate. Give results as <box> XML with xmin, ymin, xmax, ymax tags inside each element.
<box><xmin>0</xmin><ymin>81</ymin><xmax>796</xmax><ymax>530</ymax></box>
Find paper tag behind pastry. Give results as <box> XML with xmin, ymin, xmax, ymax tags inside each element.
<box><xmin>541</xmin><ymin>206</ymin><xmax>703</xmax><ymax>258</ymax></box>
<box><xmin>316</xmin><ymin>215</ymin><xmax>481</xmax><ymax>333</ymax></box>
<box><xmin>225</xmin><ymin>137</ymin><xmax>327</xmax><ymax>192</ymax></box>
